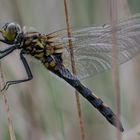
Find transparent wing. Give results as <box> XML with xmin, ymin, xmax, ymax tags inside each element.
<box><xmin>47</xmin><ymin>14</ymin><xmax>140</xmax><ymax>79</ymax></box>
<box><xmin>22</xmin><ymin>26</ymin><xmax>38</xmax><ymax>33</ymax></box>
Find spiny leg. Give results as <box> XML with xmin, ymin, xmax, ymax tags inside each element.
<box><xmin>0</xmin><ymin>45</ymin><xmax>18</xmax><ymax>59</ymax></box>
<box><xmin>1</xmin><ymin>50</ymin><xmax>33</xmax><ymax>91</ymax></box>
<box><xmin>0</xmin><ymin>39</ymin><xmax>14</xmax><ymax>45</ymax></box>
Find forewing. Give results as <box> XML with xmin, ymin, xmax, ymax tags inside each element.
<box><xmin>47</xmin><ymin>14</ymin><xmax>140</xmax><ymax>79</ymax></box>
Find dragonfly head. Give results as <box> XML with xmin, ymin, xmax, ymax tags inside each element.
<box><xmin>0</xmin><ymin>22</ymin><xmax>21</xmax><ymax>42</ymax></box>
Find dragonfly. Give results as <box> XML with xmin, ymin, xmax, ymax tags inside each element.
<box><xmin>1</xmin><ymin>14</ymin><xmax>140</xmax><ymax>132</ymax></box>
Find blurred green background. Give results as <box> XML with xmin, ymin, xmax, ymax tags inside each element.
<box><xmin>0</xmin><ymin>0</ymin><xmax>140</xmax><ymax>140</ymax></box>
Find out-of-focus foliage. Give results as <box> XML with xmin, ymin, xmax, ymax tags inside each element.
<box><xmin>0</xmin><ymin>0</ymin><xmax>140</xmax><ymax>140</ymax></box>
<box><xmin>128</xmin><ymin>0</ymin><xmax>140</xmax><ymax>14</ymax></box>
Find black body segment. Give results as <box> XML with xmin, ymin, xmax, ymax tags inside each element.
<box><xmin>47</xmin><ymin>57</ymin><xmax>124</xmax><ymax>132</ymax></box>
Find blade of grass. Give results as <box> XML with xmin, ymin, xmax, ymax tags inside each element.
<box><xmin>109</xmin><ymin>0</ymin><xmax>122</xmax><ymax>139</ymax></box>
<box><xmin>0</xmin><ymin>63</ymin><xmax>16</xmax><ymax>140</ymax></box>
<box><xmin>63</xmin><ymin>0</ymin><xmax>85</xmax><ymax>140</ymax></box>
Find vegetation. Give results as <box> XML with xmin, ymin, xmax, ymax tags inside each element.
<box><xmin>0</xmin><ymin>0</ymin><xmax>140</xmax><ymax>140</ymax></box>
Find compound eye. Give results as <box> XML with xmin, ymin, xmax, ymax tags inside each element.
<box><xmin>6</xmin><ymin>23</ymin><xmax>18</xmax><ymax>34</ymax></box>
<box><xmin>1</xmin><ymin>22</ymin><xmax>21</xmax><ymax>42</ymax></box>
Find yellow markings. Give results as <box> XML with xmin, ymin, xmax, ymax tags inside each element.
<box><xmin>48</xmin><ymin>37</ymin><xmax>58</xmax><ymax>41</ymax></box>
<box><xmin>91</xmin><ymin>91</ymin><xmax>109</xmax><ymax>107</ymax></box>
<box><xmin>54</xmin><ymin>45</ymin><xmax>64</xmax><ymax>49</ymax></box>
<box><xmin>102</xmin><ymin>103</ymin><xmax>109</xmax><ymax>108</ymax></box>
<box><xmin>50</xmin><ymin>60</ymin><xmax>56</xmax><ymax>67</ymax></box>
<box><xmin>43</xmin><ymin>60</ymin><xmax>57</xmax><ymax>69</ymax></box>
<box><xmin>34</xmin><ymin>52</ymin><xmax>44</xmax><ymax>59</ymax></box>
<box><xmin>33</xmin><ymin>40</ymin><xmax>44</xmax><ymax>49</ymax></box>
<box><xmin>91</xmin><ymin>91</ymin><xmax>109</xmax><ymax>108</ymax></box>
<box><xmin>46</xmin><ymin>49</ymin><xmax>53</xmax><ymax>55</ymax></box>
<box><xmin>42</xmin><ymin>35</ymin><xmax>58</xmax><ymax>42</ymax></box>
<box><xmin>89</xmin><ymin>90</ymin><xmax>101</xmax><ymax>99</ymax></box>
<box><xmin>54</xmin><ymin>48</ymin><xmax>64</xmax><ymax>53</ymax></box>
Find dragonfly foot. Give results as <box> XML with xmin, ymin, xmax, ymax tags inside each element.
<box><xmin>1</xmin><ymin>81</ymin><xmax>12</xmax><ymax>92</ymax></box>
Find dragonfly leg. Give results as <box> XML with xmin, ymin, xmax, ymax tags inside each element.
<box><xmin>0</xmin><ymin>39</ymin><xmax>14</xmax><ymax>45</ymax></box>
<box><xmin>49</xmin><ymin>60</ymin><xmax>124</xmax><ymax>132</ymax></box>
<box><xmin>0</xmin><ymin>45</ymin><xmax>18</xmax><ymax>59</ymax></box>
<box><xmin>1</xmin><ymin>50</ymin><xmax>33</xmax><ymax>91</ymax></box>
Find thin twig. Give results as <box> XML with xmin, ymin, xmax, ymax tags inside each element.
<box><xmin>63</xmin><ymin>0</ymin><xmax>85</xmax><ymax>140</ymax></box>
<box><xmin>0</xmin><ymin>63</ymin><xmax>16</xmax><ymax>140</ymax></box>
<box><xmin>0</xmin><ymin>0</ymin><xmax>23</xmax><ymax>139</ymax></box>
<box><xmin>109</xmin><ymin>0</ymin><xmax>122</xmax><ymax>139</ymax></box>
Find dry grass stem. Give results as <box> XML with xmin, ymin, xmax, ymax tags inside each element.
<box><xmin>63</xmin><ymin>0</ymin><xmax>86</xmax><ymax>139</ymax></box>
<box><xmin>109</xmin><ymin>0</ymin><xmax>122</xmax><ymax>139</ymax></box>
<box><xmin>0</xmin><ymin>63</ymin><xmax>16</xmax><ymax>140</ymax></box>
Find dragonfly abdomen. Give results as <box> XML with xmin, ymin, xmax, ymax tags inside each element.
<box><xmin>67</xmin><ymin>79</ymin><xmax>124</xmax><ymax>131</ymax></box>
<box><xmin>49</xmin><ymin>63</ymin><xmax>124</xmax><ymax>132</ymax></box>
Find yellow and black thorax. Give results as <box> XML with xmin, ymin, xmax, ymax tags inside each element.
<box><xmin>22</xmin><ymin>32</ymin><xmax>63</xmax><ymax>69</ymax></box>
